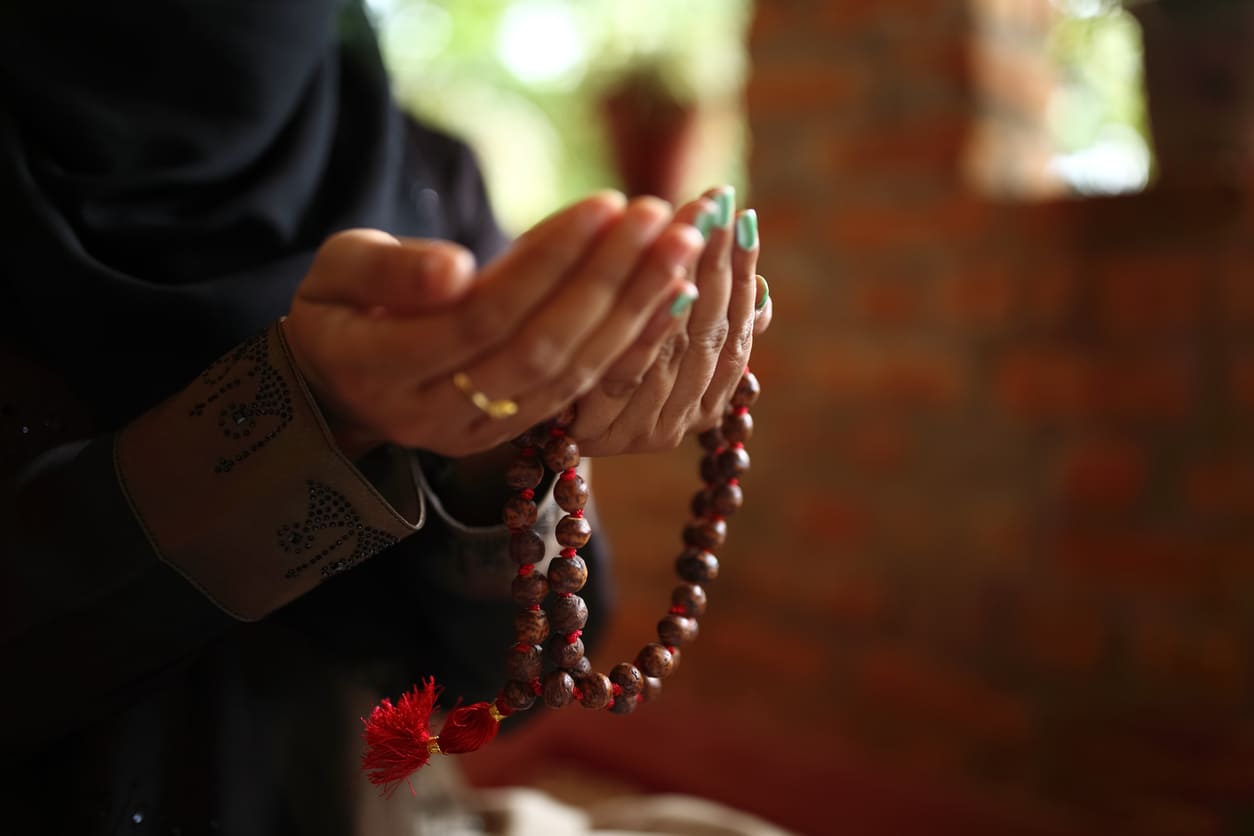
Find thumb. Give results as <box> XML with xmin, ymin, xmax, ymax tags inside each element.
<box><xmin>299</xmin><ymin>228</ymin><xmax>478</xmax><ymax>314</ymax></box>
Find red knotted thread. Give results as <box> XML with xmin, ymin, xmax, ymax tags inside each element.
<box><xmin>361</xmin><ymin>679</ymin><xmax>439</xmax><ymax>796</ymax></box>
<box><xmin>437</xmin><ymin>701</ymin><xmax>502</xmax><ymax>755</ymax></box>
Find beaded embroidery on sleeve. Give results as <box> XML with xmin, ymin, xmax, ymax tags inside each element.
<box><xmin>361</xmin><ymin>369</ymin><xmax>761</xmax><ymax>795</ymax></box>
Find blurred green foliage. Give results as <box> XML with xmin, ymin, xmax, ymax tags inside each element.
<box><xmin>366</xmin><ymin>0</ymin><xmax>752</xmax><ymax>233</ymax></box>
<box><xmin>1047</xmin><ymin>0</ymin><xmax>1153</xmax><ymax>192</ymax></box>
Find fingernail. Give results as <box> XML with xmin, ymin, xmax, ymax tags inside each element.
<box><xmin>736</xmin><ymin>209</ymin><xmax>758</xmax><ymax>250</ymax></box>
<box><xmin>670</xmin><ymin>283</ymin><xmax>700</xmax><ymax>317</ymax></box>
<box><xmin>693</xmin><ymin>208</ymin><xmax>718</xmax><ymax>240</ymax></box>
<box><xmin>755</xmin><ymin>274</ymin><xmax>770</xmax><ymax>311</ymax></box>
<box><xmin>713</xmin><ymin>186</ymin><xmax>735</xmax><ymax>227</ymax></box>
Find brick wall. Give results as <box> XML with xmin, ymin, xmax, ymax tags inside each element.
<box><xmin>465</xmin><ymin>3</ymin><xmax>1254</xmax><ymax>834</ymax></box>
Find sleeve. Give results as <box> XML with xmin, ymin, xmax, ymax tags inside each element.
<box><xmin>0</xmin><ymin>319</ymin><xmax>425</xmax><ymax>758</ymax></box>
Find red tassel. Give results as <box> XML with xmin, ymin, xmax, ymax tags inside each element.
<box><xmin>437</xmin><ymin>701</ymin><xmax>503</xmax><ymax>755</ymax></box>
<box><xmin>361</xmin><ymin>679</ymin><xmax>440</xmax><ymax>796</ymax></box>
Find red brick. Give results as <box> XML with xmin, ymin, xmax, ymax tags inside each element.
<box><xmin>746</xmin><ymin>63</ymin><xmax>866</xmax><ymax>114</ymax></box>
<box><xmin>1021</xmin><ymin>601</ymin><xmax>1105</xmax><ymax>674</ymax></box>
<box><xmin>849</xmin><ymin>278</ymin><xmax>926</xmax><ymax>327</ymax></box>
<box><xmin>1096</xmin><ymin>255</ymin><xmax>1204</xmax><ymax>335</ymax></box>
<box><xmin>817</xmin><ymin>342</ymin><xmax>966</xmax><ymax>408</ymax></box>
<box><xmin>941</xmin><ymin>264</ymin><xmax>1015</xmax><ymax>328</ymax></box>
<box><xmin>1218</xmin><ymin>259</ymin><xmax>1254</xmax><ymax>327</ymax></box>
<box><xmin>996</xmin><ymin>349</ymin><xmax>1192</xmax><ymax>422</ymax></box>
<box><xmin>851</xmin><ymin>642</ymin><xmax>1033</xmax><ymax>744</ymax></box>
<box><xmin>1229</xmin><ymin>354</ymin><xmax>1254</xmax><ymax>413</ymax></box>
<box><xmin>1058</xmin><ymin>439</ymin><xmax>1147</xmax><ymax>510</ymax></box>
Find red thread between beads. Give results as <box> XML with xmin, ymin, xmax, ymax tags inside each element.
<box><xmin>530</xmin><ymin>680</ymin><xmax>543</xmax><ymax>695</ymax></box>
<box><xmin>513</xmin><ymin>643</ymin><xmax>531</xmax><ymax>653</ymax></box>
<box><xmin>572</xmin><ymin>509</ymin><xmax>584</xmax><ymax>519</ymax></box>
<box><xmin>572</xmin><ymin>686</ymin><xmax>584</xmax><ymax>701</ymax></box>
<box><xmin>611</xmin><ymin>683</ymin><xmax>623</xmax><ymax>697</ymax></box>
<box><xmin>550</xmin><ymin>427</ymin><xmax>565</xmax><ymax>438</ymax></box>
<box><xmin>565</xmin><ymin>630</ymin><xmax>583</xmax><ymax>645</ymax></box>
<box><xmin>728</xmin><ymin>478</ymin><xmax>739</xmax><ymax>487</ymax></box>
<box><xmin>668</xmin><ymin>605</ymin><xmax>686</xmax><ymax>615</ymax></box>
<box><xmin>528</xmin><ymin>604</ymin><xmax>541</xmax><ymax>612</ymax></box>
<box><xmin>732</xmin><ymin>442</ymin><xmax>745</xmax><ymax>450</ymax></box>
<box><xmin>520</xmin><ymin>488</ymin><xmax>535</xmax><ymax>501</ymax></box>
<box><xmin>519</xmin><ymin>564</ymin><xmax>534</xmax><ymax>576</ymax></box>
<box><xmin>560</xmin><ymin>547</ymin><xmax>577</xmax><ymax>558</ymax></box>
<box><xmin>734</xmin><ymin>406</ymin><xmax>749</xmax><ymax>416</ymax></box>
<box><xmin>560</xmin><ymin>469</ymin><xmax>577</xmax><ymax>481</ymax></box>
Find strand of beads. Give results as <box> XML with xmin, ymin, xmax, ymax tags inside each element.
<box><xmin>494</xmin><ymin>368</ymin><xmax>760</xmax><ymax>720</ymax></box>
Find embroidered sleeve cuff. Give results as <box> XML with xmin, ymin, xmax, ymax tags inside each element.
<box><xmin>115</xmin><ymin>320</ymin><xmax>424</xmax><ymax>621</ymax></box>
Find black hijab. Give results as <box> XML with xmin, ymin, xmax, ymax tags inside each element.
<box><xmin>0</xmin><ymin>0</ymin><xmax>428</xmax><ymax>427</ymax></box>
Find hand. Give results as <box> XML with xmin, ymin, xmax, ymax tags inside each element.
<box><xmin>283</xmin><ymin>192</ymin><xmax>708</xmax><ymax>458</ymax></box>
<box><xmin>571</xmin><ymin>186</ymin><xmax>770</xmax><ymax>456</ymax></box>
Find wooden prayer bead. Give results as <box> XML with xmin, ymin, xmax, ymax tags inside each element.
<box><xmin>635</xmin><ymin>643</ymin><xmax>675</xmax><ymax>678</ymax></box>
<box><xmin>675</xmin><ymin>549</ymin><xmax>719</xmax><ymax>584</ymax></box>
<box><xmin>700</xmin><ymin>453</ymin><xmax>721</xmax><ymax>485</ymax></box>
<box><xmin>609</xmin><ymin>694</ymin><xmax>638</xmax><ymax>715</ymax></box>
<box><xmin>698</xmin><ymin>426</ymin><xmax>726</xmax><ymax>452</ymax></box>
<box><xmin>509</xmin><ymin>530</ymin><xmax>546</xmax><ymax>565</ymax></box>
<box><xmin>547</xmin><ymin>634</ymin><xmax>585</xmax><ymax>668</ymax></box>
<box><xmin>640</xmin><ymin>676</ymin><xmax>663</xmax><ymax>703</ymax></box>
<box><xmin>502</xmin><ymin>679</ymin><xmax>537</xmax><ymax>711</ymax></box>
<box><xmin>555</xmin><ymin>514</ymin><xmax>592</xmax><ymax>548</ymax></box>
<box><xmin>511</xmin><ymin>429</ymin><xmax>540</xmax><ymax>448</ymax></box>
<box><xmin>505</xmin><ymin>644</ymin><xmax>543</xmax><ymax>681</ymax></box>
<box><xmin>609</xmin><ymin>662</ymin><xmax>643</xmax><ymax>697</ymax></box>
<box><xmin>709</xmin><ymin>482</ymin><xmax>743</xmax><ymax>516</ymax></box>
<box><xmin>543</xmin><ymin>437</ymin><xmax>580</xmax><ymax>472</ymax></box>
<box><xmin>671</xmin><ymin>583</ymin><xmax>708</xmax><ymax>618</ymax></box>
<box><xmin>690</xmin><ymin>489</ymin><xmax>713</xmax><ymax>518</ymax></box>
<box><xmin>514</xmin><ymin>608</ymin><xmax>550</xmax><ymax>644</ymax></box>
<box><xmin>511</xmin><ymin>571</ymin><xmax>549</xmax><ymax>607</ymax></box>
<box><xmin>717</xmin><ymin>445</ymin><xmax>750</xmax><ymax>479</ymax></box>
<box><xmin>731</xmin><ymin>371</ymin><xmax>760</xmax><ymax>408</ymax></box>
<box><xmin>503</xmin><ymin>495</ymin><xmax>538</xmax><ymax>529</ymax></box>
<box><xmin>547</xmin><ymin>556</ymin><xmax>588</xmax><ymax>594</ymax></box>
<box><xmin>570</xmin><ymin>655</ymin><xmax>592</xmax><ymax>677</ymax></box>
<box><xmin>542</xmin><ymin>670</ymin><xmax>575</xmax><ymax>709</ymax></box>
<box><xmin>658</xmin><ymin>613</ymin><xmax>699</xmax><ymax>647</ymax></box>
<box><xmin>578</xmin><ymin>673</ymin><xmax>612</xmax><ymax>710</ymax></box>
<box><xmin>549</xmin><ymin>593</ymin><xmax>588</xmax><ymax>633</ymax></box>
<box><xmin>551</xmin><ymin>403</ymin><xmax>577</xmax><ymax>429</ymax></box>
<box><xmin>683</xmin><ymin>518</ymin><xmax>726</xmax><ymax>550</ymax></box>
<box><xmin>720</xmin><ymin>410</ymin><xmax>753</xmax><ymax>444</ymax></box>
<box><xmin>505</xmin><ymin>456</ymin><xmax>544</xmax><ymax>490</ymax></box>
<box><xmin>554</xmin><ymin>472</ymin><xmax>589</xmax><ymax>512</ymax></box>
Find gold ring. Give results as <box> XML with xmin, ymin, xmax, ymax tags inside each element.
<box><xmin>452</xmin><ymin>372</ymin><xmax>519</xmax><ymax>420</ymax></box>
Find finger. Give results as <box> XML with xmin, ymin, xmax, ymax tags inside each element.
<box><xmin>586</xmin><ymin>195</ymin><xmax>715</xmax><ymax>400</ymax></box>
<box><xmin>658</xmin><ymin>184</ymin><xmax>737</xmax><ymax>431</ymax></box>
<box><xmin>754</xmin><ymin>275</ymin><xmax>773</xmax><ymax>335</ymax></box>
<box><xmin>445</xmin><ymin>216</ymin><xmax>708</xmax><ymax>445</ymax></box>
<box><xmin>699</xmin><ymin>207</ymin><xmax>760</xmax><ymax>416</ymax></box>
<box><xmin>299</xmin><ymin>230</ymin><xmax>478</xmax><ymax>313</ymax></box>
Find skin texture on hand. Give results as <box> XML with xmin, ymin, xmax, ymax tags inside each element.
<box><xmin>284</xmin><ymin>188</ymin><xmax>772</xmax><ymax>463</ymax></box>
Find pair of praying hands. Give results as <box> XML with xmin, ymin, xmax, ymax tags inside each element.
<box><xmin>284</xmin><ymin>188</ymin><xmax>771</xmax><ymax>461</ymax></box>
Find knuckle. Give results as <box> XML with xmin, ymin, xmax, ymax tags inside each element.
<box><xmin>460</xmin><ymin>301</ymin><xmax>510</xmax><ymax>346</ymax></box>
<box><xmin>599</xmin><ymin>375</ymin><xmax>643</xmax><ymax>399</ymax></box>
<box><xmin>656</xmin><ymin>332</ymin><xmax>688</xmax><ymax>365</ymax></box>
<box><xmin>691</xmin><ymin>322</ymin><xmax>730</xmax><ymax>356</ymax></box>
<box><xmin>513</xmin><ymin>332</ymin><xmax>566</xmax><ymax>380</ymax></box>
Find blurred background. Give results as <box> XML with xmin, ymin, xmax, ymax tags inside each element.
<box><xmin>367</xmin><ymin>0</ymin><xmax>1254</xmax><ymax>833</ymax></box>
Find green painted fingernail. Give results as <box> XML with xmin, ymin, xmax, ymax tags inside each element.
<box><xmin>755</xmin><ymin>274</ymin><xmax>770</xmax><ymax>311</ymax></box>
<box><xmin>736</xmin><ymin>209</ymin><xmax>758</xmax><ymax>250</ymax></box>
<box><xmin>714</xmin><ymin>186</ymin><xmax>735</xmax><ymax>227</ymax></box>
<box><xmin>693</xmin><ymin>208</ymin><xmax>718</xmax><ymax>240</ymax></box>
<box><xmin>670</xmin><ymin>285</ymin><xmax>699</xmax><ymax>317</ymax></box>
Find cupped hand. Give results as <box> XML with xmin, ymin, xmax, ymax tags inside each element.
<box><xmin>283</xmin><ymin>192</ymin><xmax>708</xmax><ymax>458</ymax></box>
<box><xmin>571</xmin><ymin>186</ymin><xmax>769</xmax><ymax>457</ymax></box>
